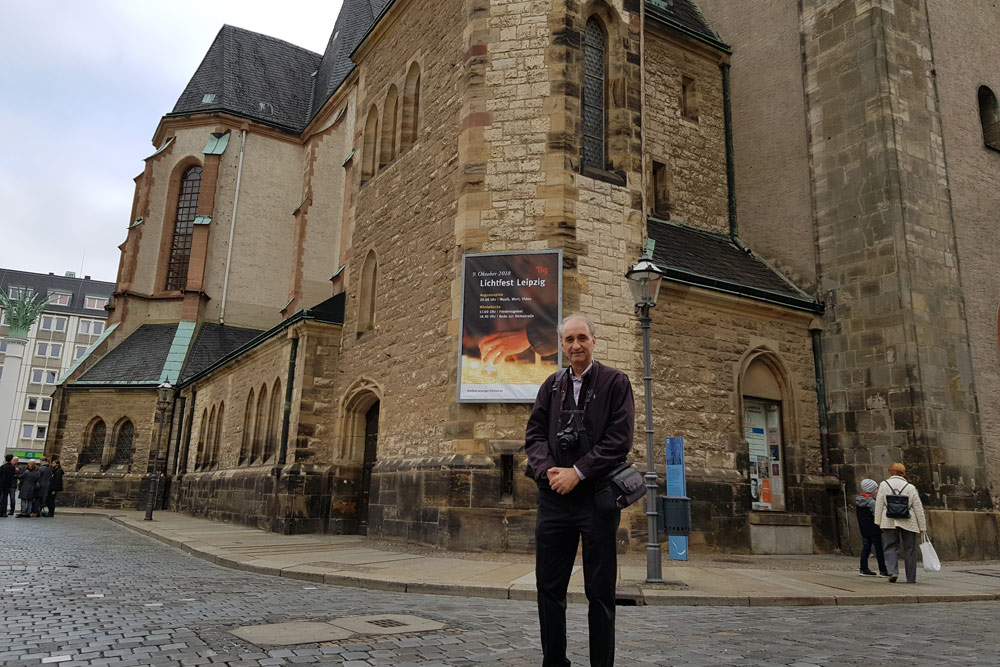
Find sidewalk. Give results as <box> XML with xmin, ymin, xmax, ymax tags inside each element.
<box><xmin>65</xmin><ymin>508</ymin><xmax>1000</xmax><ymax>607</ymax></box>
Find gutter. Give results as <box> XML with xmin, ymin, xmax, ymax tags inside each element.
<box><xmin>660</xmin><ymin>267</ymin><xmax>824</xmax><ymax>314</ymax></box>
<box><xmin>643</xmin><ymin>5</ymin><xmax>732</xmax><ymax>54</ymax></box>
<box><xmin>220</xmin><ymin>129</ymin><xmax>247</xmax><ymax>324</ymax></box>
<box><xmin>277</xmin><ymin>336</ymin><xmax>299</xmax><ymax>466</ymax></box>
<box><xmin>721</xmin><ymin>63</ymin><xmax>738</xmax><ymax>237</ymax></box>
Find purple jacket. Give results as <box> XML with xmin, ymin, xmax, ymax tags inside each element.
<box><xmin>524</xmin><ymin>360</ymin><xmax>635</xmax><ymax>482</ymax></box>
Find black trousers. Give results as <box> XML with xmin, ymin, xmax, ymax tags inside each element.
<box><xmin>860</xmin><ymin>535</ymin><xmax>887</xmax><ymax>574</ymax></box>
<box><xmin>535</xmin><ymin>487</ymin><xmax>620</xmax><ymax>667</ymax></box>
<box><xmin>46</xmin><ymin>492</ymin><xmax>58</xmax><ymax>516</ymax></box>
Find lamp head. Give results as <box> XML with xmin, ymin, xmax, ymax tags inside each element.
<box><xmin>625</xmin><ymin>256</ymin><xmax>665</xmax><ymax>309</ymax></box>
<box><xmin>156</xmin><ymin>381</ymin><xmax>173</xmax><ymax>407</ymax></box>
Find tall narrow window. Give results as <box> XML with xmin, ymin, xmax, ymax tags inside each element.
<box><xmin>979</xmin><ymin>86</ymin><xmax>1000</xmax><ymax>150</ymax></box>
<box><xmin>358</xmin><ymin>250</ymin><xmax>377</xmax><ymax>335</ymax></box>
<box><xmin>240</xmin><ymin>390</ymin><xmax>254</xmax><ymax>465</ymax></box>
<box><xmin>651</xmin><ymin>160</ymin><xmax>671</xmax><ymax>218</ymax></box>
<box><xmin>111</xmin><ymin>420</ymin><xmax>135</xmax><ymax>466</ymax></box>
<box><xmin>401</xmin><ymin>63</ymin><xmax>421</xmax><ymax>152</ymax></box>
<box><xmin>582</xmin><ymin>17</ymin><xmax>607</xmax><ymax>171</ymax></box>
<box><xmin>266</xmin><ymin>379</ymin><xmax>281</xmax><ymax>462</ymax></box>
<box><xmin>211</xmin><ymin>402</ymin><xmax>224</xmax><ymax>468</ymax></box>
<box><xmin>165</xmin><ymin>166</ymin><xmax>203</xmax><ymax>291</ymax></box>
<box><xmin>196</xmin><ymin>408</ymin><xmax>208</xmax><ymax>470</ymax></box>
<box><xmin>362</xmin><ymin>105</ymin><xmax>379</xmax><ymax>184</ymax></box>
<box><xmin>253</xmin><ymin>384</ymin><xmax>268</xmax><ymax>463</ymax></box>
<box><xmin>381</xmin><ymin>86</ymin><xmax>399</xmax><ymax>168</ymax></box>
<box><xmin>79</xmin><ymin>419</ymin><xmax>106</xmax><ymax>467</ymax></box>
<box><xmin>681</xmin><ymin>76</ymin><xmax>699</xmax><ymax>122</ymax></box>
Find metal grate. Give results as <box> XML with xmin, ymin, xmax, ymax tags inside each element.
<box><xmin>368</xmin><ymin>618</ymin><xmax>407</xmax><ymax>628</ymax></box>
<box><xmin>165</xmin><ymin>166</ymin><xmax>203</xmax><ymax>291</ymax></box>
<box><xmin>582</xmin><ymin>17</ymin><xmax>606</xmax><ymax>170</ymax></box>
<box><xmin>78</xmin><ymin>420</ymin><xmax>106</xmax><ymax>467</ymax></box>
<box><xmin>111</xmin><ymin>421</ymin><xmax>134</xmax><ymax>466</ymax></box>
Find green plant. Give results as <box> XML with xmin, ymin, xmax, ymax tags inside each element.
<box><xmin>0</xmin><ymin>291</ymin><xmax>49</xmax><ymax>338</ymax></box>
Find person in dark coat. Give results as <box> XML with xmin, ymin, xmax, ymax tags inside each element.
<box><xmin>0</xmin><ymin>454</ymin><xmax>15</xmax><ymax>517</ymax></box>
<box><xmin>15</xmin><ymin>460</ymin><xmax>42</xmax><ymax>517</ymax></box>
<box><xmin>525</xmin><ymin>314</ymin><xmax>635</xmax><ymax>667</ymax></box>
<box><xmin>45</xmin><ymin>459</ymin><xmax>64</xmax><ymax>517</ymax></box>
<box><xmin>37</xmin><ymin>458</ymin><xmax>53</xmax><ymax>514</ymax></box>
<box><xmin>856</xmin><ymin>478</ymin><xmax>888</xmax><ymax>576</ymax></box>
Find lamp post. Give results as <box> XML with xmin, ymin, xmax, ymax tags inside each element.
<box><xmin>144</xmin><ymin>381</ymin><xmax>173</xmax><ymax>521</ymax></box>
<box><xmin>625</xmin><ymin>255</ymin><xmax>666</xmax><ymax>583</ymax></box>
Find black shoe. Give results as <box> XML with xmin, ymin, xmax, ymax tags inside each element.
<box><xmin>888</xmin><ymin>574</ymin><xmax>898</xmax><ymax>583</ymax></box>
<box><xmin>879</xmin><ymin>572</ymin><xmax>890</xmax><ymax>577</ymax></box>
<box><xmin>859</xmin><ymin>570</ymin><xmax>877</xmax><ymax>576</ymax></box>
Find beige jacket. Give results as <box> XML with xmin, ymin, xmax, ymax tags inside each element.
<box><xmin>874</xmin><ymin>475</ymin><xmax>927</xmax><ymax>533</ymax></box>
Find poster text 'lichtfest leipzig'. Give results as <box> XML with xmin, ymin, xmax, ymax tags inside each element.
<box><xmin>458</xmin><ymin>251</ymin><xmax>561</xmax><ymax>402</ymax></box>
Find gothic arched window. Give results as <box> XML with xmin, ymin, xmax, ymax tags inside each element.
<box><xmin>165</xmin><ymin>165</ymin><xmax>202</xmax><ymax>291</ymax></box>
<box><xmin>582</xmin><ymin>17</ymin><xmax>607</xmax><ymax>171</ymax></box>
<box><xmin>381</xmin><ymin>86</ymin><xmax>399</xmax><ymax>168</ymax></box>
<box><xmin>362</xmin><ymin>105</ymin><xmax>379</xmax><ymax>184</ymax></box>
<box><xmin>979</xmin><ymin>86</ymin><xmax>1000</xmax><ymax>150</ymax></box>
<box><xmin>401</xmin><ymin>63</ymin><xmax>421</xmax><ymax>152</ymax></box>
<box><xmin>79</xmin><ymin>419</ymin><xmax>106</xmax><ymax>467</ymax></box>
<box><xmin>111</xmin><ymin>420</ymin><xmax>135</xmax><ymax>466</ymax></box>
<box><xmin>358</xmin><ymin>250</ymin><xmax>377</xmax><ymax>335</ymax></box>
<box><xmin>240</xmin><ymin>390</ymin><xmax>254</xmax><ymax>465</ymax></box>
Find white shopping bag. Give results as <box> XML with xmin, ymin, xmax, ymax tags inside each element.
<box><xmin>920</xmin><ymin>533</ymin><xmax>941</xmax><ymax>572</ymax></box>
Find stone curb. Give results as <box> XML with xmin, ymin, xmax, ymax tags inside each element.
<box><xmin>91</xmin><ymin>512</ymin><xmax>1000</xmax><ymax>607</ymax></box>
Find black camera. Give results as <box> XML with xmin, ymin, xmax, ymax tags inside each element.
<box><xmin>556</xmin><ymin>424</ymin><xmax>579</xmax><ymax>451</ymax></box>
<box><xmin>556</xmin><ymin>417</ymin><xmax>590</xmax><ymax>452</ymax></box>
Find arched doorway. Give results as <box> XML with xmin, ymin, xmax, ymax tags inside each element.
<box><xmin>358</xmin><ymin>401</ymin><xmax>380</xmax><ymax>534</ymax></box>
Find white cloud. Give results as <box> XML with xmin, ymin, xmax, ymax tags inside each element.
<box><xmin>0</xmin><ymin>0</ymin><xmax>343</xmax><ymax>280</ymax></box>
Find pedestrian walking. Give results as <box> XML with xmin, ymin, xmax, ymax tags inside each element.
<box><xmin>15</xmin><ymin>460</ymin><xmax>43</xmax><ymax>518</ymax></box>
<box><xmin>46</xmin><ymin>459</ymin><xmax>64</xmax><ymax>517</ymax></box>
<box><xmin>874</xmin><ymin>462</ymin><xmax>927</xmax><ymax>583</ymax></box>
<box><xmin>856</xmin><ymin>478</ymin><xmax>888</xmax><ymax>576</ymax></box>
<box><xmin>525</xmin><ymin>314</ymin><xmax>635</xmax><ymax>667</ymax></box>
<box><xmin>0</xmin><ymin>454</ymin><xmax>16</xmax><ymax>517</ymax></box>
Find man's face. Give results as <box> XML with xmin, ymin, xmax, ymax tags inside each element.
<box><xmin>561</xmin><ymin>319</ymin><xmax>595</xmax><ymax>369</ymax></box>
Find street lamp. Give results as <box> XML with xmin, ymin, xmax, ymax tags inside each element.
<box><xmin>144</xmin><ymin>381</ymin><xmax>173</xmax><ymax>521</ymax></box>
<box><xmin>625</xmin><ymin>255</ymin><xmax>665</xmax><ymax>583</ymax></box>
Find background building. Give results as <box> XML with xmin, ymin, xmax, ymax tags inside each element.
<box><xmin>44</xmin><ymin>0</ymin><xmax>1000</xmax><ymax>559</ymax></box>
<box><xmin>0</xmin><ymin>269</ymin><xmax>114</xmax><ymax>460</ymax></box>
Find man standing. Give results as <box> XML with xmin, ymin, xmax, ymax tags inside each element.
<box><xmin>37</xmin><ymin>458</ymin><xmax>53</xmax><ymax>516</ymax></box>
<box><xmin>15</xmin><ymin>459</ymin><xmax>42</xmax><ymax>517</ymax></box>
<box><xmin>874</xmin><ymin>462</ymin><xmax>927</xmax><ymax>583</ymax></box>
<box><xmin>525</xmin><ymin>314</ymin><xmax>635</xmax><ymax>667</ymax></box>
<box><xmin>0</xmin><ymin>454</ymin><xmax>15</xmax><ymax>517</ymax></box>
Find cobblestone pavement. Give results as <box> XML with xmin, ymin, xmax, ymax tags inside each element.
<box><xmin>1</xmin><ymin>516</ymin><xmax>999</xmax><ymax>666</ymax></box>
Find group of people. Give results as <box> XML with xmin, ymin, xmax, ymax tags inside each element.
<box><xmin>0</xmin><ymin>455</ymin><xmax>64</xmax><ymax>518</ymax></box>
<box><xmin>855</xmin><ymin>461</ymin><xmax>928</xmax><ymax>583</ymax></box>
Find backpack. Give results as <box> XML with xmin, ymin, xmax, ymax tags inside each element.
<box><xmin>884</xmin><ymin>482</ymin><xmax>911</xmax><ymax>519</ymax></box>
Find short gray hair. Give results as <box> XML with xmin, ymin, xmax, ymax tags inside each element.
<box><xmin>558</xmin><ymin>314</ymin><xmax>596</xmax><ymax>338</ymax></box>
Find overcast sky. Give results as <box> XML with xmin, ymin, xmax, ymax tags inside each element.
<box><xmin>0</xmin><ymin>0</ymin><xmax>344</xmax><ymax>283</ymax></box>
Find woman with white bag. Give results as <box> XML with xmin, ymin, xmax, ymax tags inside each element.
<box><xmin>873</xmin><ymin>462</ymin><xmax>928</xmax><ymax>583</ymax></box>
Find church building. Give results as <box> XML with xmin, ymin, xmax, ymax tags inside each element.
<box><xmin>44</xmin><ymin>0</ymin><xmax>1000</xmax><ymax>558</ymax></box>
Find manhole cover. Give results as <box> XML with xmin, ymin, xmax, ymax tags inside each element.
<box><xmin>329</xmin><ymin>614</ymin><xmax>445</xmax><ymax>636</ymax></box>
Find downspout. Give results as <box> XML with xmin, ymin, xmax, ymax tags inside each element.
<box><xmin>811</xmin><ymin>324</ymin><xmax>841</xmax><ymax>550</ymax></box>
<box><xmin>219</xmin><ymin>129</ymin><xmax>247</xmax><ymax>325</ymax></box>
<box><xmin>639</xmin><ymin>0</ymin><xmax>648</xmax><ymax>237</ymax></box>
<box><xmin>170</xmin><ymin>396</ymin><xmax>186</xmax><ymax>475</ymax></box>
<box><xmin>721</xmin><ymin>63</ymin><xmax>738</xmax><ymax>237</ymax></box>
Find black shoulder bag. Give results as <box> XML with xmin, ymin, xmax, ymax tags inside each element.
<box><xmin>594</xmin><ymin>461</ymin><xmax>645</xmax><ymax>514</ymax></box>
<box><xmin>884</xmin><ymin>482</ymin><xmax>911</xmax><ymax>519</ymax></box>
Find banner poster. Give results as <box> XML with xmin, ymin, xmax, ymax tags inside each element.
<box><xmin>458</xmin><ymin>250</ymin><xmax>561</xmax><ymax>403</ymax></box>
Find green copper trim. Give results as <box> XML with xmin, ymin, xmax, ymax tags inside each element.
<box><xmin>130</xmin><ymin>217</ymin><xmax>144</xmax><ymax>229</ymax></box>
<box><xmin>203</xmin><ymin>130</ymin><xmax>231</xmax><ymax>155</ymax></box>
<box><xmin>160</xmin><ymin>321</ymin><xmax>196</xmax><ymax>384</ymax></box>
<box><xmin>330</xmin><ymin>265</ymin><xmax>346</xmax><ymax>280</ymax></box>
<box><xmin>145</xmin><ymin>137</ymin><xmax>175</xmax><ymax>160</ymax></box>
<box><xmin>193</xmin><ymin>215</ymin><xmax>212</xmax><ymax>226</ymax></box>
<box><xmin>58</xmin><ymin>321</ymin><xmax>119</xmax><ymax>385</ymax></box>
<box><xmin>293</xmin><ymin>197</ymin><xmax>310</xmax><ymax>214</ymax></box>
<box><xmin>342</xmin><ymin>150</ymin><xmax>355</xmax><ymax>166</ymax></box>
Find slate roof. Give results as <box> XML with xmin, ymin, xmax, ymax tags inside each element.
<box><xmin>0</xmin><ymin>268</ymin><xmax>114</xmax><ymax>319</ymax></box>
<box><xmin>179</xmin><ymin>323</ymin><xmax>264</xmax><ymax>383</ymax></box>
<box><xmin>170</xmin><ymin>25</ymin><xmax>323</xmax><ymax>133</ymax></box>
<box><xmin>77</xmin><ymin>324</ymin><xmax>178</xmax><ymax>384</ymax></box>
<box><xmin>645</xmin><ymin>0</ymin><xmax>728</xmax><ymax>51</ymax></box>
<box><xmin>646</xmin><ymin>220</ymin><xmax>821</xmax><ymax>312</ymax></box>
<box><xmin>311</xmin><ymin>0</ymin><xmax>392</xmax><ymax>118</ymax></box>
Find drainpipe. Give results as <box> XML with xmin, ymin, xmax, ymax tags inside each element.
<box><xmin>219</xmin><ymin>129</ymin><xmax>247</xmax><ymax>325</ymax></box>
<box><xmin>639</xmin><ymin>0</ymin><xmax>648</xmax><ymax>239</ymax></box>
<box><xmin>180</xmin><ymin>389</ymin><xmax>196</xmax><ymax>475</ymax></box>
<box><xmin>721</xmin><ymin>63</ymin><xmax>738</xmax><ymax>238</ymax></box>
<box><xmin>811</xmin><ymin>324</ymin><xmax>842</xmax><ymax>550</ymax></box>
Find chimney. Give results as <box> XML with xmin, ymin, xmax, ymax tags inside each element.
<box><xmin>84</xmin><ymin>275</ymin><xmax>91</xmax><ymax>280</ymax></box>
<box><xmin>64</xmin><ymin>271</ymin><xmax>76</xmax><ymax>278</ymax></box>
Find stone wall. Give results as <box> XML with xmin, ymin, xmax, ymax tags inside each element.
<box><xmin>800</xmin><ymin>0</ymin><xmax>989</xmax><ymax>510</ymax></box>
<box><xmin>924</xmin><ymin>0</ymin><xmax>1000</xmax><ymax>506</ymax></box>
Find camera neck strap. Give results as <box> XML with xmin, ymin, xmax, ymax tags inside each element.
<box><xmin>559</xmin><ymin>363</ymin><xmax>598</xmax><ymax>417</ymax></box>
